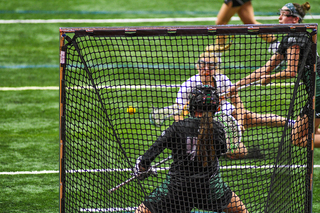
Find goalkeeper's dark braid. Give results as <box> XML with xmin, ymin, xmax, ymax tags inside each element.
<box><xmin>197</xmin><ymin>111</ymin><xmax>216</xmax><ymax>167</ymax></box>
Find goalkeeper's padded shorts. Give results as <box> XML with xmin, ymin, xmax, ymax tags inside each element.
<box><xmin>143</xmin><ymin>172</ymin><xmax>232</xmax><ymax>213</ymax></box>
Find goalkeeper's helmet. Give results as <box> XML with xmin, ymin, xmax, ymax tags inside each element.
<box><xmin>189</xmin><ymin>85</ymin><xmax>219</xmax><ymax>117</ymax></box>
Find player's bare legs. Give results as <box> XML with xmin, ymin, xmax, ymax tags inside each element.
<box><xmin>237</xmin><ymin>1</ymin><xmax>259</xmax><ymax>24</ymax></box>
<box><xmin>212</xmin><ymin>1</ymin><xmax>276</xmax><ymax>51</ymax></box>
<box><xmin>134</xmin><ymin>203</ymin><xmax>151</xmax><ymax>213</ymax></box>
<box><xmin>224</xmin><ymin>192</ymin><xmax>249</xmax><ymax>213</ymax></box>
<box><xmin>216</xmin><ymin>1</ymin><xmax>240</xmax><ymax>25</ymax></box>
<box><xmin>237</xmin><ymin>2</ymin><xmax>277</xmax><ymax>43</ymax></box>
<box><xmin>210</xmin><ymin>2</ymin><xmax>239</xmax><ymax>52</ymax></box>
<box><xmin>236</xmin><ymin>110</ymin><xmax>290</xmax><ymax>129</ymax></box>
<box><xmin>292</xmin><ymin>115</ymin><xmax>320</xmax><ymax>148</ymax></box>
<box><xmin>136</xmin><ymin>193</ymin><xmax>248</xmax><ymax>213</ymax></box>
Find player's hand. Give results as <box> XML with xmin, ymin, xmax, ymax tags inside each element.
<box><xmin>132</xmin><ymin>156</ymin><xmax>157</xmax><ymax>180</ymax></box>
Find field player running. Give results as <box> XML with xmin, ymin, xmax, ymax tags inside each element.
<box><xmin>134</xmin><ymin>85</ymin><xmax>248</xmax><ymax>213</ymax></box>
<box><xmin>229</xmin><ymin>2</ymin><xmax>320</xmax><ymax>148</ymax></box>
<box><xmin>207</xmin><ymin>0</ymin><xmax>279</xmax><ymax>54</ymax></box>
<box><xmin>174</xmin><ymin>52</ymin><xmax>296</xmax><ymax>158</ymax></box>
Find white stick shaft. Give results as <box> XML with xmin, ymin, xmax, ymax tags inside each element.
<box><xmin>108</xmin><ymin>156</ymin><xmax>172</xmax><ymax>194</ymax></box>
<box><xmin>108</xmin><ymin>176</ymin><xmax>136</xmax><ymax>194</ymax></box>
<box><xmin>220</xmin><ymin>80</ymin><xmax>262</xmax><ymax>98</ymax></box>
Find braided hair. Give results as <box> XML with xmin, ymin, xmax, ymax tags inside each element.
<box><xmin>188</xmin><ymin>85</ymin><xmax>224</xmax><ymax>167</ymax></box>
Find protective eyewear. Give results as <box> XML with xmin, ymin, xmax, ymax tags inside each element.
<box><xmin>197</xmin><ymin>60</ymin><xmax>217</xmax><ymax>70</ymax></box>
<box><xmin>278</xmin><ymin>9</ymin><xmax>302</xmax><ymax>19</ymax></box>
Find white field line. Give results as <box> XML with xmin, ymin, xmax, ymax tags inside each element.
<box><xmin>1</xmin><ymin>165</ymin><xmax>319</xmax><ymax>175</ymax></box>
<box><xmin>80</xmin><ymin>207</ymin><xmax>137</xmax><ymax>212</ymax></box>
<box><xmin>0</xmin><ymin>86</ymin><xmax>59</xmax><ymax>91</ymax></box>
<box><xmin>0</xmin><ymin>83</ymin><xmax>296</xmax><ymax>91</ymax></box>
<box><xmin>79</xmin><ymin>208</ymin><xmax>227</xmax><ymax>212</ymax></box>
<box><xmin>0</xmin><ymin>15</ymin><xmax>320</xmax><ymax>24</ymax></box>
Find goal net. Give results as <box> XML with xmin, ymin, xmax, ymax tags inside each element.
<box><xmin>59</xmin><ymin>24</ymin><xmax>316</xmax><ymax>213</ymax></box>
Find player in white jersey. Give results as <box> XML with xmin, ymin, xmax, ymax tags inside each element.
<box><xmin>174</xmin><ymin>52</ymin><xmax>295</xmax><ymax>159</ymax></box>
<box><xmin>176</xmin><ymin>73</ymin><xmax>236</xmax><ymax>116</ymax></box>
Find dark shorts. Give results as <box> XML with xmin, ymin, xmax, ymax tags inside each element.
<box><xmin>143</xmin><ymin>173</ymin><xmax>232</xmax><ymax>213</ymax></box>
<box><xmin>224</xmin><ymin>0</ymin><xmax>251</xmax><ymax>7</ymax></box>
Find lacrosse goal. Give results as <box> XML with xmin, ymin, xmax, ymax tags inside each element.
<box><xmin>59</xmin><ymin>24</ymin><xmax>317</xmax><ymax>213</ymax></box>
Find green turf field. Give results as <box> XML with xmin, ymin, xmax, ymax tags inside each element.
<box><xmin>0</xmin><ymin>0</ymin><xmax>320</xmax><ymax>212</ymax></box>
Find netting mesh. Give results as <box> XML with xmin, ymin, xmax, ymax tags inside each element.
<box><xmin>59</xmin><ymin>25</ymin><xmax>316</xmax><ymax>213</ymax></box>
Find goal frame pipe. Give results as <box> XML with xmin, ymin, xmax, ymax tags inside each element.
<box><xmin>59</xmin><ymin>30</ymin><xmax>66</xmax><ymax>213</ymax></box>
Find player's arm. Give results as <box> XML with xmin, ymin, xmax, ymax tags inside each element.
<box><xmin>230</xmin><ymin>53</ymin><xmax>284</xmax><ymax>93</ymax></box>
<box><xmin>260</xmin><ymin>45</ymin><xmax>300</xmax><ymax>84</ymax></box>
<box><xmin>139</xmin><ymin>126</ymin><xmax>175</xmax><ymax>169</ymax></box>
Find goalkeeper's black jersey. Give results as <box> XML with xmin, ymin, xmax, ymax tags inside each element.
<box><xmin>140</xmin><ymin>118</ymin><xmax>227</xmax><ymax>179</ymax></box>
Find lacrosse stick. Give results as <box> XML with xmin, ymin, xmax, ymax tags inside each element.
<box><xmin>108</xmin><ymin>156</ymin><xmax>172</xmax><ymax>194</ymax></box>
<box><xmin>219</xmin><ymin>80</ymin><xmax>263</xmax><ymax>99</ymax></box>
<box><xmin>149</xmin><ymin>104</ymin><xmax>184</xmax><ymax>126</ymax></box>
<box><xmin>212</xmin><ymin>111</ymin><xmax>242</xmax><ymax>154</ymax></box>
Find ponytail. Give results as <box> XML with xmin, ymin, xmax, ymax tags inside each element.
<box><xmin>293</xmin><ymin>2</ymin><xmax>311</xmax><ymax>22</ymax></box>
<box><xmin>197</xmin><ymin>111</ymin><xmax>216</xmax><ymax>167</ymax></box>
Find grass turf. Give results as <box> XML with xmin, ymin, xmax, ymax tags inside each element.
<box><xmin>1</xmin><ymin>0</ymin><xmax>320</xmax><ymax>212</ymax></box>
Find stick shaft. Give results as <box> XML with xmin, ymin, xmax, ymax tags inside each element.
<box><xmin>108</xmin><ymin>176</ymin><xmax>136</xmax><ymax>194</ymax></box>
<box><xmin>108</xmin><ymin>156</ymin><xmax>172</xmax><ymax>194</ymax></box>
<box><xmin>220</xmin><ymin>80</ymin><xmax>262</xmax><ymax>98</ymax></box>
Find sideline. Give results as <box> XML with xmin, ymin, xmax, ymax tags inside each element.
<box><xmin>1</xmin><ymin>165</ymin><xmax>319</xmax><ymax>175</ymax></box>
<box><xmin>0</xmin><ymin>15</ymin><xmax>319</xmax><ymax>24</ymax></box>
<box><xmin>0</xmin><ymin>86</ymin><xmax>59</xmax><ymax>91</ymax></box>
<box><xmin>0</xmin><ymin>83</ymin><xmax>296</xmax><ymax>91</ymax></box>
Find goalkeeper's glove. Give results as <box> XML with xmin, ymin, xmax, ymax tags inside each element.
<box><xmin>268</xmin><ymin>40</ymin><xmax>280</xmax><ymax>54</ymax></box>
<box><xmin>132</xmin><ymin>156</ymin><xmax>157</xmax><ymax>181</ymax></box>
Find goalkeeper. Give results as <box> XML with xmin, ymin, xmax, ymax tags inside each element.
<box><xmin>174</xmin><ymin>52</ymin><xmax>296</xmax><ymax>158</ymax></box>
<box><xmin>229</xmin><ymin>2</ymin><xmax>320</xmax><ymax>148</ymax></box>
<box><xmin>135</xmin><ymin>85</ymin><xmax>248</xmax><ymax>213</ymax></box>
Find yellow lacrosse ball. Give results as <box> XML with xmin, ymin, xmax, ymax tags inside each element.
<box><xmin>127</xmin><ymin>106</ymin><xmax>136</xmax><ymax>115</ymax></box>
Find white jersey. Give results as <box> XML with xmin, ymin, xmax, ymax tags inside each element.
<box><xmin>175</xmin><ymin>73</ymin><xmax>235</xmax><ymax>115</ymax></box>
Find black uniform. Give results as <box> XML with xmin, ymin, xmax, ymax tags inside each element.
<box><xmin>224</xmin><ymin>0</ymin><xmax>251</xmax><ymax>7</ymax></box>
<box><xmin>140</xmin><ymin>117</ymin><xmax>232</xmax><ymax>213</ymax></box>
<box><xmin>277</xmin><ymin>32</ymin><xmax>320</xmax><ymax>117</ymax></box>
